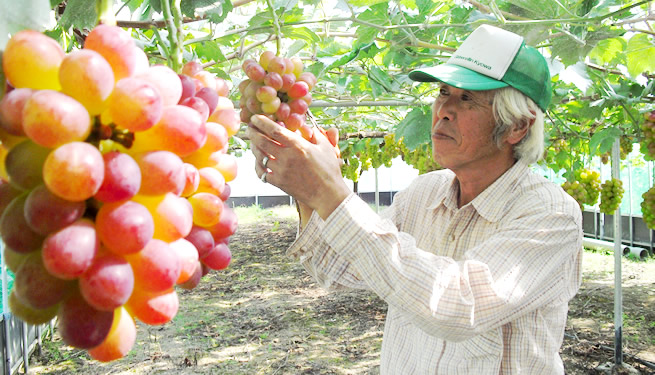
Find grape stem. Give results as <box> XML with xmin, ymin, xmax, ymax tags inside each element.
<box><xmin>265</xmin><ymin>0</ymin><xmax>282</xmax><ymax>54</ymax></box>
<box><xmin>161</xmin><ymin>0</ymin><xmax>184</xmax><ymax>72</ymax></box>
<box><xmin>96</xmin><ymin>0</ymin><xmax>116</xmax><ymax>26</ymax></box>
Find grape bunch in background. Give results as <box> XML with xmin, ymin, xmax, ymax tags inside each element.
<box><xmin>0</xmin><ymin>25</ymin><xmax>239</xmax><ymax>362</ymax></box>
<box><xmin>599</xmin><ymin>178</ymin><xmax>624</xmax><ymax>215</ymax></box>
<box><xmin>641</xmin><ymin>186</ymin><xmax>655</xmax><ymax>229</ymax></box>
<box><xmin>640</xmin><ymin>110</ymin><xmax>655</xmax><ymax>160</ymax></box>
<box><xmin>561</xmin><ymin>169</ymin><xmax>601</xmax><ymax>208</ymax></box>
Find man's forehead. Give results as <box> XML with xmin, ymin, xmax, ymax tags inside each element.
<box><xmin>436</xmin><ymin>83</ymin><xmax>495</xmax><ymax>99</ymax></box>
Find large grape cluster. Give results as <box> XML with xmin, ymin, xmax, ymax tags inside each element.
<box><xmin>639</xmin><ymin>110</ymin><xmax>655</xmax><ymax>160</ymax></box>
<box><xmin>561</xmin><ymin>169</ymin><xmax>601</xmax><ymax>208</ymax></box>
<box><xmin>238</xmin><ymin>51</ymin><xmax>340</xmax><ymax>155</ymax></box>
<box><xmin>641</xmin><ymin>186</ymin><xmax>655</xmax><ymax>229</ymax></box>
<box><xmin>599</xmin><ymin>178</ymin><xmax>624</xmax><ymax>215</ymax></box>
<box><xmin>0</xmin><ymin>26</ymin><xmax>239</xmax><ymax>361</ymax></box>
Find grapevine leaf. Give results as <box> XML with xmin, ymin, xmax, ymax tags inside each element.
<box><xmin>195</xmin><ymin>41</ymin><xmax>226</xmax><ymax>63</ymax></box>
<box><xmin>248</xmin><ymin>10</ymin><xmax>273</xmax><ymax>27</ymax></box>
<box><xmin>316</xmin><ymin>43</ymin><xmax>375</xmax><ymax>71</ymax></box>
<box><xmin>182</xmin><ymin>0</ymin><xmax>233</xmax><ymax>23</ymax></box>
<box><xmin>353</xmin><ymin>140</ymin><xmax>367</xmax><ymax>153</ymax></box>
<box><xmin>350</xmin><ymin>0</ymin><xmax>387</xmax><ymax>6</ymax></box>
<box><xmin>126</xmin><ymin>0</ymin><xmax>147</xmax><ymax>12</ymax></box>
<box><xmin>369</xmin><ymin>79</ymin><xmax>384</xmax><ymax>98</ymax></box>
<box><xmin>273</xmin><ymin>0</ymin><xmax>299</xmax><ymax>9</ymax></box>
<box><xmin>286</xmin><ymin>40</ymin><xmax>306</xmax><ymax>58</ymax></box>
<box><xmin>369</xmin><ymin>66</ymin><xmax>393</xmax><ymax>92</ymax></box>
<box><xmin>626</xmin><ymin>33</ymin><xmax>655</xmax><ymax>78</ymax></box>
<box><xmin>551</xmin><ymin>35</ymin><xmax>589</xmax><ymax>67</ymax></box>
<box><xmin>0</xmin><ymin>0</ymin><xmax>51</xmax><ymax>49</ymax></box>
<box><xmin>588</xmin><ymin>37</ymin><xmax>626</xmax><ymax>66</ymax></box>
<box><xmin>280</xmin><ymin>26</ymin><xmax>320</xmax><ymax>43</ymax></box>
<box><xmin>150</xmin><ymin>0</ymin><xmax>162</xmax><ymax>13</ymax></box>
<box><xmin>395</xmin><ymin>107</ymin><xmax>432</xmax><ymax>150</ymax></box>
<box><xmin>59</xmin><ymin>0</ymin><xmax>98</xmax><ymax>31</ymax></box>
<box><xmin>355</xmin><ymin>3</ymin><xmax>388</xmax><ymax>45</ymax></box>
<box><xmin>589</xmin><ymin>127</ymin><xmax>622</xmax><ymax>156</ymax></box>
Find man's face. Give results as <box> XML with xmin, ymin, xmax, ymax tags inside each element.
<box><xmin>430</xmin><ymin>84</ymin><xmax>505</xmax><ymax>172</ymax></box>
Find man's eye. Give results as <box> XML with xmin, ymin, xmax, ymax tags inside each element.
<box><xmin>439</xmin><ymin>88</ymin><xmax>449</xmax><ymax>96</ymax></box>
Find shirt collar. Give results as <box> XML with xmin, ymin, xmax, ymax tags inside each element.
<box><xmin>426</xmin><ymin>160</ymin><xmax>528</xmax><ymax>222</ymax></box>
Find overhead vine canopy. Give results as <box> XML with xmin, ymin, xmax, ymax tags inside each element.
<box><xmin>1</xmin><ymin>0</ymin><xmax>654</xmax><ymax>176</ymax></box>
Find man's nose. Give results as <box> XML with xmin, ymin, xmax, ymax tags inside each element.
<box><xmin>434</xmin><ymin>98</ymin><xmax>455</xmax><ymax>123</ymax></box>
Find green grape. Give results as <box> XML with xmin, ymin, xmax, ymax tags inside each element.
<box><xmin>575</xmin><ymin>169</ymin><xmax>601</xmax><ymax>206</ymax></box>
<box><xmin>641</xmin><ymin>185</ymin><xmax>655</xmax><ymax>229</ymax></box>
<box><xmin>599</xmin><ymin>178</ymin><xmax>624</xmax><ymax>215</ymax></box>
<box><xmin>619</xmin><ymin>136</ymin><xmax>633</xmax><ymax>160</ymax></box>
<box><xmin>562</xmin><ymin>180</ymin><xmax>586</xmax><ymax>209</ymax></box>
<box><xmin>639</xmin><ymin>116</ymin><xmax>655</xmax><ymax>160</ymax></box>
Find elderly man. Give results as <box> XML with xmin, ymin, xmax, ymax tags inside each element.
<box><xmin>247</xmin><ymin>24</ymin><xmax>583</xmax><ymax>374</ymax></box>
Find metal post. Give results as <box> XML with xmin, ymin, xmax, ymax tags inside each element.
<box><xmin>1</xmin><ymin>241</ymin><xmax>7</xmax><ymax>318</ymax></box>
<box><xmin>611</xmin><ymin>138</ymin><xmax>623</xmax><ymax>366</ymax></box>
<box><xmin>1</xmin><ymin>241</ymin><xmax>11</xmax><ymax>375</ymax></box>
<box><xmin>374</xmin><ymin>168</ymin><xmax>380</xmax><ymax>213</ymax></box>
<box><xmin>627</xmin><ymin>161</ymin><xmax>634</xmax><ymax>246</ymax></box>
<box><xmin>21</xmin><ymin>322</ymin><xmax>27</xmax><ymax>374</ymax></box>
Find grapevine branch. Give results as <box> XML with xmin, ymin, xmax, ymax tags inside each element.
<box><xmin>265</xmin><ymin>0</ymin><xmax>283</xmax><ymax>54</ymax></box>
<box><xmin>161</xmin><ymin>0</ymin><xmax>183</xmax><ymax>72</ymax></box>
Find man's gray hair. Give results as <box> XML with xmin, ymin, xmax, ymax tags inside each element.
<box><xmin>491</xmin><ymin>87</ymin><xmax>545</xmax><ymax>164</ymax></box>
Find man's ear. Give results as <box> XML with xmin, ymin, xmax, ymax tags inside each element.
<box><xmin>506</xmin><ymin>117</ymin><xmax>534</xmax><ymax>145</ymax></box>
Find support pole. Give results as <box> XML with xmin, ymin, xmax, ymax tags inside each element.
<box><xmin>611</xmin><ymin>138</ymin><xmax>623</xmax><ymax>366</ymax></box>
<box><xmin>375</xmin><ymin>168</ymin><xmax>380</xmax><ymax>213</ymax></box>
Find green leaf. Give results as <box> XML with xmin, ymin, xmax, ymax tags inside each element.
<box><xmin>280</xmin><ymin>26</ymin><xmax>320</xmax><ymax>43</ymax></box>
<box><xmin>286</xmin><ymin>40</ymin><xmax>306</xmax><ymax>57</ymax></box>
<box><xmin>150</xmin><ymin>0</ymin><xmax>162</xmax><ymax>13</ymax></box>
<box><xmin>395</xmin><ymin>107</ymin><xmax>432</xmax><ymax>150</ymax></box>
<box><xmin>350</xmin><ymin>0</ymin><xmax>387</xmax><ymax>5</ymax></box>
<box><xmin>369</xmin><ymin>66</ymin><xmax>393</xmax><ymax>92</ymax></box>
<box><xmin>316</xmin><ymin>43</ymin><xmax>375</xmax><ymax>71</ymax></box>
<box><xmin>588</xmin><ymin>37</ymin><xmax>626</xmax><ymax>65</ymax></box>
<box><xmin>355</xmin><ymin>3</ymin><xmax>387</xmax><ymax>45</ymax></box>
<box><xmin>195</xmin><ymin>41</ymin><xmax>226</xmax><ymax>62</ymax></box>
<box><xmin>551</xmin><ymin>35</ymin><xmax>589</xmax><ymax>66</ymax></box>
<box><xmin>126</xmin><ymin>0</ymin><xmax>146</xmax><ymax>13</ymax></box>
<box><xmin>589</xmin><ymin>127</ymin><xmax>622</xmax><ymax>156</ymax></box>
<box><xmin>0</xmin><ymin>0</ymin><xmax>51</xmax><ymax>49</ymax></box>
<box><xmin>626</xmin><ymin>33</ymin><xmax>655</xmax><ymax>78</ymax></box>
<box><xmin>369</xmin><ymin>78</ymin><xmax>384</xmax><ymax>98</ymax></box>
<box><xmin>59</xmin><ymin>0</ymin><xmax>98</xmax><ymax>31</ymax></box>
<box><xmin>182</xmin><ymin>0</ymin><xmax>233</xmax><ymax>23</ymax></box>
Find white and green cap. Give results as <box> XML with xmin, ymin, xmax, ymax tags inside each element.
<box><xmin>409</xmin><ymin>25</ymin><xmax>552</xmax><ymax>112</ymax></box>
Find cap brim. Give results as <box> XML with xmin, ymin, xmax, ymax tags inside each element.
<box><xmin>409</xmin><ymin>64</ymin><xmax>508</xmax><ymax>91</ymax></box>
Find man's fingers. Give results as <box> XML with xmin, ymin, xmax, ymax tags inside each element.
<box><xmin>250</xmin><ymin>114</ymin><xmax>300</xmax><ymax>146</ymax></box>
<box><xmin>326</xmin><ymin>127</ymin><xmax>339</xmax><ymax>147</ymax></box>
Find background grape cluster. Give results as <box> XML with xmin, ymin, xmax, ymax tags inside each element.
<box><xmin>599</xmin><ymin>178</ymin><xmax>625</xmax><ymax>215</ymax></box>
<box><xmin>340</xmin><ymin>133</ymin><xmax>440</xmax><ymax>182</ymax></box>
<box><xmin>562</xmin><ymin>169</ymin><xmax>601</xmax><ymax>208</ymax></box>
<box><xmin>640</xmin><ymin>110</ymin><xmax>655</xmax><ymax>160</ymax></box>
<box><xmin>0</xmin><ymin>25</ymin><xmax>239</xmax><ymax>361</ymax></box>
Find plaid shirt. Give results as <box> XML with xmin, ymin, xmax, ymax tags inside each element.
<box><xmin>288</xmin><ymin>161</ymin><xmax>583</xmax><ymax>374</ymax></box>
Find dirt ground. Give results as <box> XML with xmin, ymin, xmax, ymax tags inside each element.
<box><xmin>26</xmin><ymin>205</ymin><xmax>655</xmax><ymax>374</ymax></box>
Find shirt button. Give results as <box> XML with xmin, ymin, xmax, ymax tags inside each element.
<box><xmin>449</xmin><ymin>234</ymin><xmax>456</xmax><ymax>241</ymax></box>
